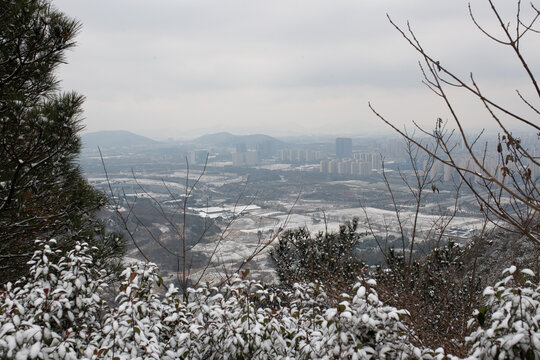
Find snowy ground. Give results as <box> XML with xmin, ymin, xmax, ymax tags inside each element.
<box><xmin>182</xmin><ymin>204</ymin><xmax>485</xmax><ymax>284</ymax></box>
<box><xmin>238</xmin><ymin>206</ymin><xmax>483</xmax><ymax>237</ymax></box>
<box><xmin>89</xmin><ymin>172</ymin><xmax>486</xmax><ymax>285</ymax></box>
<box><xmin>87</xmin><ymin>176</ymin><xmax>187</xmax><ymax>192</ymax></box>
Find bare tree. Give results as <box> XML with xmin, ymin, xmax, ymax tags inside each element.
<box><xmin>356</xmin><ymin>141</ymin><xmax>485</xmax><ymax>355</ymax></box>
<box><xmin>363</xmin><ymin>2</ymin><xmax>540</xmax><ymax>353</ymax></box>
<box><xmin>370</xmin><ymin>0</ymin><xmax>540</xmax><ymax>245</ymax></box>
<box><xmin>100</xmin><ymin>152</ymin><xmax>293</xmax><ymax>300</ymax></box>
<box><xmin>359</xmin><ymin>137</ymin><xmax>464</xmax><ymax>269</ymax></box>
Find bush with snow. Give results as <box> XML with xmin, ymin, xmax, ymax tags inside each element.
<box><xmin>1</xmin><ymin>239</ymin><xmax>539</xmax><ymax>359</ymax></box>
<box><xmin>467</xmin><ymin>266</ymin><xmax>540</xmax><ymax>359</ymax></box>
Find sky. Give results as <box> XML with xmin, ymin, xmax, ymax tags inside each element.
<box><xmin>54</xmin><ymin>0</ymin><xmax>540</xmax><ymax>140</ymax></box>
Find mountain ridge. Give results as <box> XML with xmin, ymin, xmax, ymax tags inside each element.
<box><xmin>82</xmin><ymin>130</ymin><xmax>286</xmax><ymax>149</ymax></box>
<box><xmin>82</xmin><ymin>130</ymin><xmax>159</xmax><ymax>149</ymax></box>
<box><xmin>192</xmin><ymin>132</ymin><xmax>283</xmax><ymax>147</ymax></box>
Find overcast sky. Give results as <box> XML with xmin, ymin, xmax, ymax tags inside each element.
<box><xmin>54</xmin><ymin>0</ymin><xmax>539</xmax><ymax>140</ymax></box>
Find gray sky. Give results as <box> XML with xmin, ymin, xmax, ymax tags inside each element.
<box><xmin>54</xmin><ymin>0</ymin><xmax>539</xmax><ymax>140</ymax></box>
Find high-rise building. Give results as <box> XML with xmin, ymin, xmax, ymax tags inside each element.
<box><xmin>336</xmin><ymin>138</ymin><xmax>353</xmax><ymax>159</ymax></box>
<box><xmin>189</xmin><ymin>150</ymin><xmax>208</xmax><ymax>164</ymax></box>
<box><xmin>371</xmin><ymin>153</ymin><xmax>382</xmax><ymax>170</ymax></box>
<box><xmin>329</xmin><ymin>159</ymin><xmax>340</xmax><ymax>174</ymax></box>
<box><xmin>232</xmin><ymin>151</ymin><xmax>258</xmax><ymax>167</ymax></box>
<box><xmin>256</xmin><ymin>141</ymin><xmax>276</xmax><ymax>159</ymax></box>
<box><xmin>235</xmin><ymin>143</ymin><xmax>247</xmax><ymax>153</ymax></box>
<box><xmin>320</xmin><ymin>160</ymin><xmax>329</xmax><ymax>173</ymax></box>
<box><xmin>280</xmin><ymin>149</ymin><xmax>290</xmax><ymax>162</ymax></box>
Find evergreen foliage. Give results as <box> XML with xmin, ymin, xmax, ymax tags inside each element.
<box><xmin>0</xmin><ymin>0</ymin><xmax>125</xmax><ymax>282</ymax></box>
<box><xmin>2</xmin><ymin>239</ymin><xmax>538</xmax><ymax>359</ymax></box>
<box><xmin>0</xmin><ymin>240</ymin><xmax>422</xmax><ymax>359</ymax></box>
<box><xmin>467</xmin><ymin>266</ymin><xmax>540</xmax><ymax>359</ymax></box>
<box><xmin>376</xmin><ymin>242</ymin><xmax>482</xmax><ymax>356</ymax></box>
<box><xmin>270</xmin><ymin>217</ymin><xmax>364</xmax><ymax>295</ymax></box>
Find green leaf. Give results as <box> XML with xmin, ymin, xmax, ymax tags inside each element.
<box><xmin>477</xmin><ymin>311</ymin><xmax>485</xmax><ymax>327</ymax></box>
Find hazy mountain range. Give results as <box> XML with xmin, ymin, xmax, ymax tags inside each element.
<box><xmin>192</xmin><ymin>132</ymin><xmax>283</xmax><ymax>147</ymax></box>
<box><xmin>82</xmin><ymin>130</ymin><xmax>283</xmax><ymax>149</ymax></box>
<box><xmin>82</xmin><ymin>130</ymin><xmax>159</xmax><ymax>150</ymax></box>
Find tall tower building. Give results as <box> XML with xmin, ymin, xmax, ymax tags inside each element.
<box><xmin>235</xmin><ymin>143</ymin><xmax>247</xmax><ymax>153</ymax></box>
<box><xmin>336</xmin><ymin>137</ymin><xmax>353</xmax><ymax>159</ymax></box>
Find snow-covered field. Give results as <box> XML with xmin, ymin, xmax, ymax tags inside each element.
<box><xmin>183</xmin><ymin>204</ymin><xmax>485</xmax><ymax>284</ymax></box>
<box><xmin>88</xmin><ymin>174</ymin><xmax>486</xmax><ymax>284</ymax></box>
<box><xmin>87</xmin><ymin>176</ymin><xmax>187</xmax><ymax>192</ymax></box>
<box><xmin>238</xmin><ymin>206</ymin><xmax>483</xmax><ymax>236</ymax></box>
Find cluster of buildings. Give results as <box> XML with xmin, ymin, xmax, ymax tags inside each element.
<box><xmin>425</xmin><ymin>155</ymin><xmax>499</xmax><ymax>183</ymax></box>
<box><xmin>320</xmin><ymin>153</ymin><xmax>382</xmax><ymax>177</ymax></box>
<box><xmin>232</xmin><ymin>151</ymin><xmax>258</xmax><ymax>167</ymax></box>
<box><xmin>188</xmin><ymin>135</ymin><xmax>539</xmax><ymax>184</ymax></box>
<box><xmin>230</xmin><ymin>137</ymin><xmax>384</xmax><ymax>178</ymax></box>
<box><xmin>280</xmin><ymin>149</ymin><xmax>326</xmax><ymax>163</ymax></box>
<box><xmin>424</xmin><ymin>149</ymin><xmax>540</xmax><ymax>184</ymax></box>
<box><xmin>232</xmin><ymin>141</ymin><xmax>278</xmax><ymax>166</ymax></box>
<box><xmin>320</xmin><ymin>158</ymin><xmax>371</xmax><ymax>176</ymax></box>
<box><xmin>189</xmin><ymin>150</ymin><xmax>209</xmax><ymax>165</ymax></box>
<box><xmin>318</xmin><ymin>138</ymin><xmax>382</xmax><ymax>177</ymax></box>
<box><xmin>188</xmin><ymin>137</ymin><xmax>389</xmax><ymax>178</ymax></box>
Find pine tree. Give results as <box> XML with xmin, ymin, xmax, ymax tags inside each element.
<box><xmin>0</xmin><ymin>0</ymin><xmax>124</xmax><ymax>282</ymax></box>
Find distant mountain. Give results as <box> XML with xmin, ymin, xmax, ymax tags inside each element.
<box><xmin>192</xmin><ymin>132</ymin><xmax>284</xmax><ymax>147</ymax></box>
<box><xmin>82</xmin><ymin>130</ymin><xmax>159</xmax><ymax>150</ymax></box>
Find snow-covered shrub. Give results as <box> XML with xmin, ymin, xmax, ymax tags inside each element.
<box><xmin>270</xmin><ymin>218</ymin><xmax>364</xmax><ymax>296</ymax></box>
<box><xmin>305</xmin><ymin>279</ymin><xmax>411</xmax><ymax>359</ymax></box>
<box><xmin>11</xmin><ymin>239</ymin><xmax>540</xmax><ymax>359</ymax></box>
<box><xmin>0</xmin><ymin>239</ymin><xmax>106</xmax><ymax>359</ymax></box>
<box><xmin>169</xmin><ymin>277</ymin><xmax>421</xmax><ymax>359</ymax></box>
<box><xmin>1</xmin><ymin>239</ymin><xmax>426</xmax><ymax>359</ymax></box>
<box><xmin>93</xmin><ymin>263</ymin><xmax>165</xmax><ymax>359</ymax></box>
<box><xmin>375</xmin><ymin>242</ymin><xmax>481</xmax><ymax>357</ymax></box>
<box><xmin>174</xmin><ymin>274</ymin><xmax>300</xmax><ymax>359</ymax></box>
<box><xmin>467</xmin><ymin>266</ymin><xmax>540</xmax><ymax>359</ymax></box>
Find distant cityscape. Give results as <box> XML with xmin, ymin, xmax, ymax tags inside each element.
<box><xmin>180</xmin><ymin>134</ymin><xmax>540</xmax><ymax>182</ymax></box>
<box><xmin>78</xmin><ymin>129</ymin><xmax>539</xmax><ymax>283</ymax></box>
